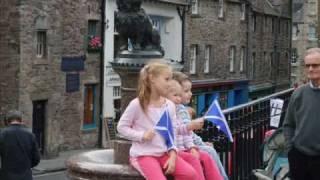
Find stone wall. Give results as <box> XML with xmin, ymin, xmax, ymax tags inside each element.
<box><xmin>0</xmin><ymin>0</ymin><xmax>20</xmax><ymax>118</ymax></box>
<box><xmin>0</xmin><ymin>0</ymin><xmax>102</xmax><ymax>157</ymax></box>
<box><xmin>185</xmin><ymin>0</ymin><xmax>247</xmax><ymax>81</ymax></box>
<box><xmin>185</xmin><ymin>0</ymin><xmax>291</xmax><ymax>91</ymax></box>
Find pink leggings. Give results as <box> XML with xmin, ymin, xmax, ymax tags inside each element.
<box><xmin>130</xmin><ymin>154</ymin><xmax>197</xmax><ymax>180</ymax></box>
<box><xmin>196</xmin><ymin>150</ymin><xmax>223</xmax><ymax>180</ymax></box>
<box><xmin>182</xmin><ymin>149</ymin><xmax>223</xmax><ymax>180</ymax></box>
<box><xmin>178</xmin><ymin>151</ymin><xmax>206</xmax><ymax>180</ymax></box>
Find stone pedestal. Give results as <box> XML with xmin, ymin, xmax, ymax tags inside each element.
<box><xmin>66</xmin><ymin>140</ymin><xmax>143</xmax><ymax>180</ymax></box>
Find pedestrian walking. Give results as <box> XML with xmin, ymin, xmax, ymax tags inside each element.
<box><xmin>0</xmin><ymin>110</ymin><xmax>40</xmax><ymax>180</ymax></box>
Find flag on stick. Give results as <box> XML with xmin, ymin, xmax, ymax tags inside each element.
<box><xmin>154</xmin><ymin>110</ymin><xmax>175</xmax><ymax>149</ymax></box>
<box><xmin>204</xmin><ymin>99</ymin><xmax>234</xmax><ymax>142</ymax></box>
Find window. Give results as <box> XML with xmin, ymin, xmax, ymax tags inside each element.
<box><xmin>88</xmin><ymin>20</ymin><xmax>98</xmax><ymax>36</ymax></box>
<box><xmin>252</xmin><ymin>15</ymin><xmax>256</xmax><ymax>32</ymax></box>
<box><xmin>292</xmin><ymin>24</ymin><xmax>299</xmax><ymax>39</ymax></box>
<box><xmin>191</xmin><ymin>0</ymin><xmax>199</xmax><ymax>15</ymax></box>
<box><xmin>252</xmin><ymin>52</ymin><xmax>256</xmax><ymax>78</ymax></box>
<box><xmin>218</xmin><ymin>91</ymin><xmax>228</xmax><ymax>109</ymax></box>
<box><xmin>36</xmin><ymin>31</ymin><xmax>46</xmax><ymax>58</ymax></box>
<box><xmin>150</xmin><ymin>16</ymin><xmax>161</xmax><ymax>32</ymax></box>
<box><xmin>204</xmin><ymin>45</ymin><xmax>211</xmax><ymax>73</ymax></box>
<box><xmin>270</xmin><ymin>52</ymin><xmax>273</xmax><ymax>77</ymax></box>
<box><xmin>308</xmin><ymin>25</ymin><xmax>317</xmax><ymax>40</ymax></box>
<box><xmin>218</xmin><ymin>0</ymin><xmax>224</xmax><ymax>18</ymax></box>
<box><xmin>240</xmin><ymin>3</ymin><xmax>246</xmax><ymax>20</ymax></box>
<box><xmin>229</xmin><ymin>46</ymin><xmax>236</xmax><ymax>72</ymax></box>
<box><xmin>83</xmin><ymin>84</ymin><xmax>97</xmax><ymax>129</ymax></box>
<box><xmin>291</xmin><ymin>48</ymin><xmax>298</xmax><ymax>63</ymax></box>
<box><xmin>240</xmin><ymin>47</ymin><xmax>245</xmax><ymax>72</ymax></box>
<box><xmin>271</xmin><ymin>18</ymin><xmax>275</xmax><ymax>33</ymax></box>
<box><xmin>264</xmin><ymin>16</ymin><xmax>268</xmax><ymax>31</ymax></box>
<box><xmin>113</xmin><ymin>86</ymin><xmax>121</xmax><ymax>98</ymax></box>
<box><xmin>190</xmin><ymin>45</ymin><xmax>198</xmax><ymax>74</ymax></box>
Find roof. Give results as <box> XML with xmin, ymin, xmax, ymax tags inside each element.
<box><xmin>145</xmin><ymin>0</ymin><xmax>190</xmax><ymax>6</ymax></box>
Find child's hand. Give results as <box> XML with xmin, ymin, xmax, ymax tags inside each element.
<box><xmin>190</xmin><ymin>147</ymin><xmax>200</xmax><ymax>159</ymax></box>
<box><xmin>188</xmin><ymin>117</ymin><xmax>204</xmax><ymax>130</ymax></box>
<box><xmin>163</xmin><ymin>150</ymin><xmax>176</xmax><ymax>174</ymax></box>
<box><xmin>142</xmin><ymin>129</ymin><xmax>155</xmax><ymax>141</ymax></box>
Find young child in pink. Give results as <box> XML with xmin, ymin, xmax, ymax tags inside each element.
<box><xmin>117</xmin><ymin>61</ymin><xmax>204</xmax><ymax>180</ymax></box>
<box><xmin>167</xmin><ymin>80</ymin><xmax>223</xmax><ymax>180</ymax></box>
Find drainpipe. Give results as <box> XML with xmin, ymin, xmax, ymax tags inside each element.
<box><xmin>98</xmin><ymin>0</ymin><xmax>106</xmax><ymax>148</ymax></box>
<box><xmin>177</xmin><ymin>5</ymin><xmax>187</xmax><ymax>64</ymax></box>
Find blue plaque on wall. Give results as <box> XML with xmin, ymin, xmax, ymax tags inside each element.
<box><xmin>66</xmin><ymin>73</ymin><xmax>80</xmax><ymax>93</ymax></box>
<box><xmin>61</xmin><ymin>56</ymin><xmax>85</xmax><ymax>72</ymax></box>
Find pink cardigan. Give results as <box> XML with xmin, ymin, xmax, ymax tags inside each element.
<box><xmin>117</xmin><ymin>98</ymin><xmax>190</xmax><ymax>157</ymax></box>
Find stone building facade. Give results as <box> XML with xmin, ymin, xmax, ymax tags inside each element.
<box><xmin>184</xmin><ymin>0</ymin><xmax>291</xmax><ymax>113</ymax></box>
<box><xmin>291</xmin><ymin>0</ymin><xmax>319</xmax><ymax>86</ymax></box>
<box><xmin>0</xmin><ymin>0</ymin><xmax>102</xmax><ymax>157</ymax></box>
<box><xmin>249</xmin><ymin>0</ymin><xmax>291</xmax><ymax>98</ymax></box>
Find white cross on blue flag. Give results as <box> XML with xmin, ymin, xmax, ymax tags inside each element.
<box><xmin>204</xmin><ymin>98</ymin><xmax>234</xmax><ymax>142</ymax></box>
<box><xmin>154</xmin><ymin>110</ymin><xmax>175</xmax><ymax>149</ymax></box>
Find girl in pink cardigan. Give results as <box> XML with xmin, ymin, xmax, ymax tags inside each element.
<box><xmin>117</xmin><ymin>61</ymin><xmax>204</xmax><ymax>180</ymax></box>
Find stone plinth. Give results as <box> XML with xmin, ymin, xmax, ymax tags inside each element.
<box><xmin>66</xmin><ymin>141</ymin><xmax>144</xmax><ymax>180</ymax></box>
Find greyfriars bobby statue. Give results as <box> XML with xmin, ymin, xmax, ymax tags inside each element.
<box><xmin>115</xmin><ymin>0</ymin><xmax>164</xmax><ymax>55</ymax></box>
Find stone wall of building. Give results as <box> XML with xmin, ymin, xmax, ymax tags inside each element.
<box><xmin>0</xmin><ymin>0</ymin><xmax>102</xmax><ymax>157</ymax></box>
<box><xmin>250</xmin><ymin>0</ymin><xmax>291</xmax><ymax>89</ymax></box>
<box><xmin>0</xmin><ymin>0</ymin><xmax>20</xmax><ymax>119</ymax></box>
<box><xmin>185</xmin><ymin>0</ymin><xmax>247</xmax><ymax>80</ymax></box>
<box><xmin>292</xmin><ymin>0</ymin><xmax>319</xmax><ymax>85</ymax></box>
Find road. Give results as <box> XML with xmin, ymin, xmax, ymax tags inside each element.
<box><xmin>34</xmin><ymin>171</ymin><xmax>67</xmax><ymax>180</ymax></box>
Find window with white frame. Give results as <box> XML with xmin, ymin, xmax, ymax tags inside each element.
<box><xmin>204</xmin><ymin>45</ymin><xmax>211</xmax><ymax>73</ymax></box>
<box><xmin>308</xmin><ymin>25</ymin><xmax>317</xmax><ymax>40</ymax></box>
<box><xmin>36</xmin><ymin>31</ymin><xmax>46</xmax><ymax>58</ymax></box>
<box><xmin>190</xmin><ymin>45</ymin><xmax>197</xmax><ymax>74</ymax></box>
<box><xmin>218</xmin><ymin>0</ymin><xmax>224</xmax><ymax>18</ymax></box>
<box><xmin>150</xmin><ymin>16</ymin><xmax>161</xmax><ymax>32</ymax></box>
<box><xmin>240</xmin><ymin>3</ymin><xmax>246</xmax><ymax>20</ymax></box>
<box><xmin>229</xmin><ymin>46</ymin><xmax>235</xmax><ymax>72</ymax></box>
<box><xmin>240</xmin><ymin>47</ymin><xmax>245</xmax><ymax>72</ymax></box>
<box><xmin>191</xmin><ymin>0</ymin><xmax>199</xmax><ymax>15</ymax></box>
<box><xmin>113</xmin><ymin>86</ymin><xmax>121</xmax><ymax>98</ymax></box>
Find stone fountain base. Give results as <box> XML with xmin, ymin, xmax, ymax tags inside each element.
<box><xmin>66</xmin><ymin>140</ymin><xmax>143</xmax><ymax>180</ymax></box>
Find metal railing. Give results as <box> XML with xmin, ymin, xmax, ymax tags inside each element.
<box><xmin>196</xmin><ymin>88</ymin><xmax>294</xmax><ymax>180</ymax></box>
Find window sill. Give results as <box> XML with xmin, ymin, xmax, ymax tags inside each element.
<box><xmin>87</xmin><ymin>49</ymin><xmax>101</xmax><ymax>53</ymax></box>
<box><xmin>82</xmin><ymin>126</ymin><xmax>97</xmax><ymax>133</ymax></box>
<box><xmin>191</xmin><ymin>14</ymin><xmax>201</xmax><ymax>18</ymax></box>
<box><xmin>33</xmin><ymin>57</ymin><xmax>48</xmax><ymax>65</ymax></box>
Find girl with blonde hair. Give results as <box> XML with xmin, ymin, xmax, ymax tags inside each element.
<box><xmin>117</xmin><ymin>61</ymin><xmax>204</xmax><ymax>180</ymax></box>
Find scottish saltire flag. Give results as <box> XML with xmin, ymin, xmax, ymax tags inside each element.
<box><xmin>154</xmin><ymin>110</ymin><xmax>175</xmax><ymax>149</ymax></box>
<box><xmin>204</xmin><ymin>99</ymin><xmax>234</xmax><ymax>142</ymax></box>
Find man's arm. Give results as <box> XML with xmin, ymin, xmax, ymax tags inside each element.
<box><xmin>282</xmin><ymin>96</ymin><xmax>296</xmax><ymax>152</ymax></box>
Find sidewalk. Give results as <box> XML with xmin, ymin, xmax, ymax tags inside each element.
<box><xmin>32</xmin><ymin>148</ymin><xmax>99</xmax><ymax>175</ymax></box>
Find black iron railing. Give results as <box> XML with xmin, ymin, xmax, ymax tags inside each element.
<box><xmin>196</xmin><ymin>88</ymin><xmax>294</xmax><ymax>180</ymax></box>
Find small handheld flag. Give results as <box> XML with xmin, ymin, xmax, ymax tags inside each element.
<box><xmin>154</xmin><ymin>110</ymin><xmax>175</xmax><ymax>149</ymax></box>
<box><xmin>204</xmin><ymin>98</ymin><xmax>234</xmax><ymax>142</ymax></box>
